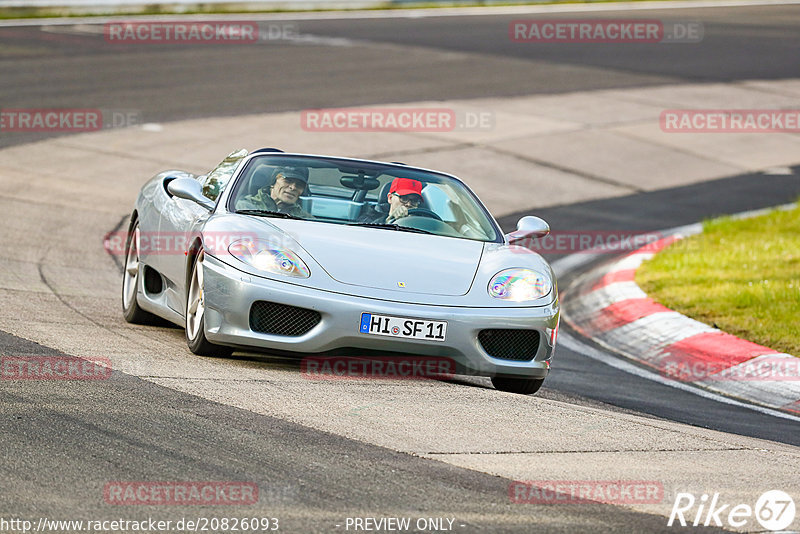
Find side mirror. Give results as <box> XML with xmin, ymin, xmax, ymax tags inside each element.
<box><xmin>506</xmin><ymin>216</ymin><xmax>550</xmax><ymax>245</ymax></box>
<box><xmin>167</xmin><ymin>178</ymin><xmax>215</xmax><ymax>210</ymax></box>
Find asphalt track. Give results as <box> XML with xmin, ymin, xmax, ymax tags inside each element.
<box><xmin>0</xmin><ymin>3</ymin><xmax>799</xmax><ymax>147</ymax></box>
<box><xmin>1</xmin><ymin>3</ymin><xmax>800</xmax><ymax>532</ymax></box>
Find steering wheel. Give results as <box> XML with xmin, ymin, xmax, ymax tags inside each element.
<box><xmin>404</xmin><ymin>208</ymin><xmax>442</xmax><ymax>221</ymax></box>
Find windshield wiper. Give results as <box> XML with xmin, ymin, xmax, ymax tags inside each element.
<box><xmin>237</xmin><ymin>209</ymin><xmax>304</xmax><ymax>220</ymax></box>
<box><xmin>348</xmin><ymin>222</ymin><xmax>435</xmax><ymax>235</ymax></box>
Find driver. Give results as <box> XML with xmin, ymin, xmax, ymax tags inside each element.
<box><xmin>238</xmin><ymin>167</ymin><xmax>312</xmax><ymax>218</ymax></box>
<box><xmin>359</xmin><ymin>177</ymin><xmax>424</xmax><ymax>224</ymax></box>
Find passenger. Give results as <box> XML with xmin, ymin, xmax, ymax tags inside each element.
<box><xmin>237</xmin><ymin>167</ymin><xmax>312</xmax><ymax>218</ymax></box>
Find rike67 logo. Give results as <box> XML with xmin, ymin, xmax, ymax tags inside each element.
<box><xmin>668</xmin><ymin>490</ymin><xmax>796</xmax><ymax>531</ymax></box>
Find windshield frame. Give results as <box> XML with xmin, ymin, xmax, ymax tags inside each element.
<box><xmin>222</xmin><ymin>153</ymin><xmax>504</xmax><ymax>243</ymax></box>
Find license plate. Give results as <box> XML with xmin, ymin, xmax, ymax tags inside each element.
<box><xmin>359</xmin><ymin>313</ymin><xmax>447</xmax><ymax>342</ymax></box>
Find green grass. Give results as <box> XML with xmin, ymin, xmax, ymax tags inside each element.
<box><xmin>636</xmin><ymin>203</ymin><xmax>800</xmax><ymax>356</ymax></box>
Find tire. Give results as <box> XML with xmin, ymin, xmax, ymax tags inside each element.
<box><xmin>491</xmin><ymin>376</ymin><xmax>545</xmax><ymax>395</ymax></box>
<box><xmin>185</xmin><ymin>250</ymin><xmax>233</xmax><ymax>357</ymax></box>
<box><xmin>122</xmin><ymin>219</ymin><xmax>159</xmax><ymax>324</ymax></box>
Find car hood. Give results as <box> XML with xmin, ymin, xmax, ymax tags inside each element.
<box><xmin>269</xmin><ymin>219</ymin><xmax>484</xmax><ymax>296</ymax></box>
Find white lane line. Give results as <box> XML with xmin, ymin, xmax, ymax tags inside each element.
<box><xmin>763</xmin><ymin>166</ymin><xmax>794</xmax><ymax>175</ymax></box>
<box><xmin>2</xmin><ymin>0</ymin><xmax>800</xmax><ymax>26</ymax></box>
<box><xmin>611</xmin><ymin>252</ymin><xmax>654</xmax><ymax>272</ymax></box>
<box><xmin>560</xmin><ymin>331</ymin><xmax>800</xmax><ymax>423</ymax></box>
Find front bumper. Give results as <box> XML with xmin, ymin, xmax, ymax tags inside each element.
<box><xmin>202</xmin><ymin>254</ymin><xmax>559</xmax><ymax>378</ymax></box>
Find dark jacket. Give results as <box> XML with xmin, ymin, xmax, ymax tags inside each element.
<box><xmin>357</xmin><ymin>205</ymin><xmax>389</xmax><ymax>224</ymax></box>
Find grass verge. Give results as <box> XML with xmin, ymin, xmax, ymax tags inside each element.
<box><xmin>636</xmin><ymin>203</ymin><xmax>800</xmax><ymax>355</ymax></box>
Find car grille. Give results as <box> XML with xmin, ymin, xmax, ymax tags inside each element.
<box><xmin>249</xmin><ymin>301</ymin><xmax>321</xmax><ymax>337</ymax></box>
<box><xmin>478</xmin><ymin>329</ymin><xmax>540</xmax><ymax>361</ymax></box>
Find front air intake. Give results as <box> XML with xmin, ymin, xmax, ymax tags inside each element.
<box><xmin>478</xmin><ymin>329</ymin><xmax>540</xmax><ymax>361</ymax></box>
<box><xmin>249</xmin><ymin>301</ymin><xmax>321</xmax><ymax>337</ymax></box>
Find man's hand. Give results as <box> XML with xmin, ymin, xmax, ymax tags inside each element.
<box><xmin>387</xmin><ymin>204</ymin><xmax>408</xmax><ymax>222</ymax></box>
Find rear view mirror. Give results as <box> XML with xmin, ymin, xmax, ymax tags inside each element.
<box><xmin>341</xmin><ymin>175</ymin><xmax>380</xmax><ymax>190</ymax></box>
<box><xmin>167</xmin><ymin>178</ymin><xmax>215</xmax><ymax>210</ymax></box>
<box><xmin>506</xmin><ymin>216</ymin><xmax>550</xmax><ymax>245</ymax></box>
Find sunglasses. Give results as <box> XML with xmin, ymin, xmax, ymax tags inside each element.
<box><xmin>393</xmin><ymin>193</ymin><xmax>421</xmax><ymax>207</ymax></box>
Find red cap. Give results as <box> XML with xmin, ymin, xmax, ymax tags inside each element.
<box><xmin>389</xmin><ymin>177</ymin><xmax>423</xmax><ymax>198</ymax></box>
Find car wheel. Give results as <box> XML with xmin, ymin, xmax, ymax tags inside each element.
<box><xmin>491</xmin><ymin>376</ymin><xmax>545</xmax><ymax>395</ymax></box>
<box><xmin>186</xmin><ymin>250</ymin><xmax>232</xmax><ymax>357</ymax></box>
<box><xmin>122</xmin><ymin>220</ymin><xmax>159</xmax><ymax>324</ymax></box>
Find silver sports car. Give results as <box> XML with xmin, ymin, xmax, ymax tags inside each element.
<box><xmin>121</xmin><ymin>148</ymin><xmax>559</xmax><ymax>394</ymax></box>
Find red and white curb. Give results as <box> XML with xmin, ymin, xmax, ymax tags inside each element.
<box><xmin>560</xmin><ymin>218</ymin><xmax>800</xmax><ymax>416</ymax></box>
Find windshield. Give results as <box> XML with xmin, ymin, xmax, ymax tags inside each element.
<box><xmin>226</xmin><ymin>155</ymin><xmax>502</xmax><ymax>242</ymax></box>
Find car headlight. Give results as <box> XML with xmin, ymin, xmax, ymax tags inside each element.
<box><xmin>488</xmin><ymin>268</ymin><xmax>551</xmax><ymax>301</ymax></box>
<box><xmin>228</xmin><ymin>239</ymin><xmax>310</xmax><ymax>278</ymax></box>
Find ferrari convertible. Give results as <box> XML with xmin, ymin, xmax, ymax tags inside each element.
<box><xmin>121</xmin><ymin>148</ymin><xmax>559</xmax><ymax>394</ymax></box>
